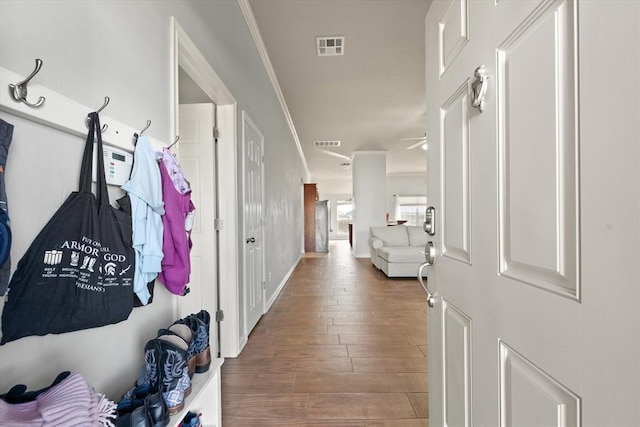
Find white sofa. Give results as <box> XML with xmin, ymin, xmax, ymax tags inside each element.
<box><xmin>368</xmin><ymin>225</ymin><xmax>429</xmax><ymax>278</ymax></box>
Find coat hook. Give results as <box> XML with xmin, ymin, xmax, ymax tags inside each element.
<box><xmin>85</xmin><ymin>96</ymin><xmax>110</xmax><ymax>133</ymax></box>
<box><xmin>96</xmin><ymin>96</ymin><xmax>110</xmax><ymax>114</ymax></box>
<box><xmin>168</xmin><ymin>135</ymin><xmax>179</xmax><ymax>149</ymax></box>
<box><xmin>8</xmin><ymin>59</ymin><xmax>46</xmax><ymax>108</ymax></box>
<box><xmin>139</xmin><ymin>120</ymin><xmax>151</xmax><ymax>135</ymax></box>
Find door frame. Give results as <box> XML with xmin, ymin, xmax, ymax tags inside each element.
<box><xmin>170</xmin><ymin>17</ymin><xmax>241</xmax><ymax>358</ymax></box>
<box><xmin>240</xmin><ymin>110</ymin><xmax>266</xmax><ymax>342</ymax></box>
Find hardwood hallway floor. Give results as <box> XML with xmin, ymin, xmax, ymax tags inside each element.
<box><xmin>221</xmin><ymin>240</ymin><xmax>428</xmax><ymax>426</ymax></box>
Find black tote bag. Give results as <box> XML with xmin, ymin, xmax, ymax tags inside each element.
<box><xmin>1</xmin><ymin>112</ymin><xmax>134</xmax><ymax>344</ymax></box>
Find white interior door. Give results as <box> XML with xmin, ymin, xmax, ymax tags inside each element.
<box><xmin>242</xmin><ymin>111</ymin><xmax>265</xmax><ymax>336</ymax></box>
<box><xmin>178</xmin><ymin>103</ymin><xmax>218</xmax><ymax>357</ymax></box>
<box><xmin>425</xmin><ymin>1</ymin><xmax>639</xmax><ymax>426</ymax></box>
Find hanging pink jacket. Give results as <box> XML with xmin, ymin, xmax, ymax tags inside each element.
<box><xmin>157</xmin><ymin>158</ymin><xmax>195</xmax><ymax>296</ymax></box>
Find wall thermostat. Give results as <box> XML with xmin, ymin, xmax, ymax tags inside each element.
<box><xmin>92</xmin><ymin>144</ymin><xmax>133</xmax><ymax>186</ymax></box>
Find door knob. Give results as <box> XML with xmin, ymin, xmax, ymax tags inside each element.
<box><xmin>246</xmin><ymin>237</ymin><xmax>255</xmax><ymax>243</ymax></box>
<box><xmin>417</xmin><ymin>242</ymin><xmax>436</xmax><ymax>307</ymax></box>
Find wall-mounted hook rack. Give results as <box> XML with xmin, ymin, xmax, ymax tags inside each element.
<box><xmin>8</xmin><ymin>59</ymin><xmax>46</xmax><ymax>108</ymax></box>
<box><xmin>85</xmin><ymin>96</ymin><xmax>110</xmax><ymax>133</ymax></box>
<box><xmin>139</xmin><ymin>120</ymin><xmax>151</xmax><ymax>135</ymax></box>
<box><xmin>1</xmin><ymin>66</ymin><xmax>165</xmax><ymax>153</ymax></box>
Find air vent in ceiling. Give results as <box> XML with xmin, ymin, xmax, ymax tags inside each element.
<box><xmin>317</xmin><ymin>36</ymin><xmax>345</xmax><ymax>56</ymax></box>
<box><xmin>313</xmin><ymin>140</ymin><xmax>341</xmax><ymax>148</ymax></box>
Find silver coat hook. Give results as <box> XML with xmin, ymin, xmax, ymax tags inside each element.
<box><xmin>139</xmin><ymin>120</ymin><xmax>151</xmax><ymax>135</ymax></box>
<box><xmin>168</xmin><ymin>135</ymin><xmax>179</xmax><ymax>149</ymax></box>
<box><xmin>96</xmin><ymin>96</ymin><xmax>110</xmax><ymax>114</ymax></box>
<box><xmin>85</xmin><ymin>96</ymin><xmax>110</xmax><ymax>133</ymax></box>
<box><xmin>8</xmin><ymin>59</ymin><xmax>46</xmax><ymax>108</ymax></box>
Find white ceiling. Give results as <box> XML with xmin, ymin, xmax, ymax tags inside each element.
<box><xmin>249</xmin><ymin>0</ymin><xmax>433</xmax><ymax>181</ymax></box>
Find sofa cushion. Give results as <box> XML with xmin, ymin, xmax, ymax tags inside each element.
<box><xmin>407</xmin><ymin>226</ymin><xmax>429</xmax><ymax>246</ymax></box>
<box><xmin>370</xmin><ymin>225</ymin><xmax>409</xmax><ymax>247</ymax></box>
<box><xmin>378</xmin><ymin>246</ymin><xmax>426</xmax><ymax>263</ymax></box>
<box><xmin>368</xmin><ymin>237</ymin><xmax>384</xmax><ymax>249</ymax></box>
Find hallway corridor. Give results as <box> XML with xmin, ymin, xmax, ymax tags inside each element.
<box><xmin>221</xmin><ymin>240</ymin><xmax>428</xmax><ymax>426</ymax></box>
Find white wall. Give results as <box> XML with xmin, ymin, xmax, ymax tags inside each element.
<box><xmin>386</xmin><ymin>173</ymin><xmax>428</xmax><ymax>219</ymax></box>
<box><xmin>351</xmin><ymin>151</ymin><xmax>387</xmax><ymax>257</ymax></box>
<box><xmin>316</xmin><ymin>177</ymin><xmax>352</xmax><ymax>195</ymax></box>
<box><xmin>0</xmin><ymin>0</ymin><xmax>304</xmax><ymax>399</ymax></box>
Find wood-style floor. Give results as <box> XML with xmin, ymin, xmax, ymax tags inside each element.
<box><xmin>221</xmin><ymin>240</ymin><xmax>428</xmax><ymax>426</ymax></box>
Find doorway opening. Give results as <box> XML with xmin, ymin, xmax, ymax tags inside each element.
<box><xmin>171</xmin><ymin>17</ymin><xmax>241</xmax><ymax>358</ymax></box>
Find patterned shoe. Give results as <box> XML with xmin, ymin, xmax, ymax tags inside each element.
<box><xmin>158</xmin><ymin>323</ymin><xmax>196</xmax><ymax>378</ymax></box>
<box><xmin>156</xmin><ymin>335</ymin><xmax>190</xmax><ymax>415</ymax></box>
<box><xmin>193</xmin><ymin>310</ymin><xmax>211</xmax><ymax>373</ymax></box>
<box><xmin>140</xmin><ymin>339</ymin><xmax>161</xmax><ymax>390</ymax></box>
<box><xmin>173</xmin><ymin>311</ymin><xmax>211</xmax><ymax>374</ymax></box>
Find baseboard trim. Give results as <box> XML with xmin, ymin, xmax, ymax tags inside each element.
<box><xmin>265</xmin><ymin>254</ymin><xmax>302</xmax><ymax>312</ymax></box>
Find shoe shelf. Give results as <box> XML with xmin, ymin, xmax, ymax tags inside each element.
<box><xmin>169</xmin><ymin>357</ymin><xmax>224</xmax><ymax>427</ymax></box>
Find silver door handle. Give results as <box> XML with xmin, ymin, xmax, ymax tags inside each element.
<box><xmin>418</xmin><ymin>241</ymin><xmax>436</xmax><ymax>307</ymax></box>
<box><xmin>246</xmin><ymin>237</ymin><xmax>255</xmax><ymax>243</ymax></box>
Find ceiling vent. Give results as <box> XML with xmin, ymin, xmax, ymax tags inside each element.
<box><xmin>317</xmin><ymin>36</ymin><xmax>345</xmax><ymax>56</ymax></box>
<box><xmin>313</xmin><ymin>140</ymin><xmax>341</xmax><ymax>148</ymax></box>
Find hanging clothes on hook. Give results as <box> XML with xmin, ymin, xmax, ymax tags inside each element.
<box><xmin>157</xmin><ymin>148</ymin><xmax>195</xmax><ymax>296</ymax></box>
<box><xmin>0</xmin><ymin>118</ymin><xmax>14</xmax><ymax>296</ymax></box>
<box><xmin>121</xmin><ymin>135</ymin><xmax>164</xmax><ymax>306</ymax></box>
<box><xmin>161</xmin><ymin>148</ymin><xmax>192</xmax><ymax>195</ymax></box>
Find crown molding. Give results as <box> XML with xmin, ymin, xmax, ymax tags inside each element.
<box><xmin>237</xmin><ymin>0</ymin><xmax>310</xmax><ymax>179</ymax></box>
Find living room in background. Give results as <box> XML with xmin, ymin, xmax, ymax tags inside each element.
<box><xmin>392</xmin><ymin>194</ymin><xmax>427</xmax><ymax>225</ymax></box>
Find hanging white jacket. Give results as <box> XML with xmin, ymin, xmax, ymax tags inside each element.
<box><xmin>121</xmin><ymin>135</ymin><xmax>164</xmax><ymax>305</ymax></box>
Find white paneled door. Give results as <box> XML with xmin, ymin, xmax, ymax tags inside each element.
<box><xmin>425</xmin><ymin>1</ymin><xmax>639</xmax><ymax>426</ymax></box>
<box><xmin>242</xmin><ymin>112</ymin><xmax>265</xmax><ymax>337</ymax></box>
<box><xmin>178</xmin><ymin>103</ymin><xmax>218</xmax><ymax>357</ymax></box>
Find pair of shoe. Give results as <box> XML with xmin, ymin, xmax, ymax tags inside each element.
<box><xmin>138</xmin><ymin>310</ymin><xmax>210</xmax><ymax>415</ymax></box>
<box><xmin>173</xmin><ymin>310</ymin><xmax>211</xmax><ymax>375</ymax></box>
<box><xmin>116</xmin><ymin>384</ymin><xmax>169</xmax><ymax>427</ymax></box>
<box><xmin>139</xmin><ymin>335</ymin><xmax>191</xmax><ymax>415</ymax></box>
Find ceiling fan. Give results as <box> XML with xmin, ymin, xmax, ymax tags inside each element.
<box><xmin>398</xmin><ymin>134</ymin><xmax>427</xmax><ymax>150</ymax></box>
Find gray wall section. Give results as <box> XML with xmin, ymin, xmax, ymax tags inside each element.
<box><xmin>179</xmin><ymin>67</ymin><xmax>211</xmax><ymax>104</ymax></box>
<box><xmin>0</xmin><ymin>0</ymin><xmax>304</xmax><ymax>397</ymax></box>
